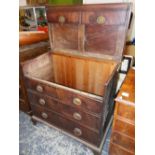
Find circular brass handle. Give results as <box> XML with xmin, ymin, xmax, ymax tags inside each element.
<box><xmin>58</xmin><ymin>16</ymin><xmax>65</xmax><ymax>23</ymax></box>
<box><xmin>73</xmin><ymin>112</ymin><xmax>82</xmax><ymax>121</ymax></box>
<box><xmin>96</xmin><ymin>16</ymin><xmax>105</xmax><ymax>24</ymax></box>
<box><xmin>73</xmin><ymin>98</ymin><xmax>81</xmax><ymax>106</ymax></box>
<box><xmin>73</xmin><ymin>128</ymin><xmax>82</xmax><ymax>136</ymax></box>
<box><xmin>39</xmin><ymin>98</ymin><xmax>46</xmax><ymax>106</ymax></box>
<box><xmin>36</xmin><ymin>85</ymin><xmax>43</xmax><ymax>93</ymax></box>
<box><xmin>41</xmin><ymin>112</ymin><xmax>48</xmax><ymax>119</ymax></box>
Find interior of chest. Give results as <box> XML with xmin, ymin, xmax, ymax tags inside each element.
<box><xmin>24</xmin><ymin>52</ymin><xmax>117</xmax><ymax>97</ymax></box>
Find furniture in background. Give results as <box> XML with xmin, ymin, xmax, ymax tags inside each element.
<box><xmin>21</xmin><ymin>3</ymin><xmax>131</xmax><ymax>155</ymax></box>
<box><xmin>119</xmin><ymin>55</ymin><xmax>134</xmax><ymax>74</ymax></box>
<box><xmin>19</xmin><ymin>6</ymin><xmax>48</xmax><ymax>32</ymax></box>
<box><xmin>109</xmin><ymin>68</ymin><xmax>135</xmax><ymax>155</ymax></box>
<box><xmin>26</xmin><ymin>0</ymin><xmax>48</xmax><ymax>5</ymax></box>
<box><xmin>19</xmin><ymin>31</ymin><xmax>50</xmax><ymax>114</ymax></box>
<box><xmin>48</xmin><ymin>0</ymin><xmax>82</xmax><ymax>5</ymax></box>
<box><xmin>124</xmin><ymin>41</ymin><xmax>135</xmax><ymax>66</ymax></box>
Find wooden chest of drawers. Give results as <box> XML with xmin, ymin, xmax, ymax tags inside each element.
<box><xmin>19</xmin><ymin>32</ymin><xmax>49</xmax><ymax>113</ymax></box>
<box><xmin>22</xmin><ymin>3</ymin><xmax>131</xmax><ymax>155</ymax></box>
<box><xmin>109</xmin><ymin>69</ymin><xmax>135</xmax><ymax>155</ymax></box>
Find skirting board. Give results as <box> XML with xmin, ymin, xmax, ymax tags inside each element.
<box><xmin>31</xmin><ymin>115</ymin><xmax>113</xmax><ymax>155</ymax></box>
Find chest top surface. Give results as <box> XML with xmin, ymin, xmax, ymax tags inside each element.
<box><xmin>46</xmin><ymin>3</ymin><xmax>131</xmax><ymax>61</ymax></box>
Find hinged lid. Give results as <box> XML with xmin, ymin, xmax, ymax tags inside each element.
<box><xmin>46</xmin><ymin>3</ymin><xmax>131</xmax><ymax>61</ymax></box>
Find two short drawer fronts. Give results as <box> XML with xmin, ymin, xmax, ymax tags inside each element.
<box><xmin>47</xmin><ymin>8</ymin><xmax>127</xmax><ymax>25</ymax></box>
<box><xmin>58</xmin><ymin>15</ymin><xmax>105</xmax><ymax>24</ymax></box>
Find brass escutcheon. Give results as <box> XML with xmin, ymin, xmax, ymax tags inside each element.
<box><xmin>58</xmin><ymin>16</ymin><xmax>65</xmax><ymax>23</ymax></box>
<box><xmin>41</xmin><ymin>112</ymin><xmax>48</xmax><ymax>119</ymax></box>
<box><xmin>73</xmin><ymin>98</ymin><xmax>82</xmax><ymax>106</ymax></box>
<box><xmin>36</xmin><ymin>85</ymin><xmax>43</xmax><ymax>93</ymax></box>
<box><xmin>73</xmin><ymin>112</ymin><xmax>82</xmax><ymax>121</ymax></box>
<box><xmin>73</xmin><ymin>128</ymin><xmax>82</xmax><ymax>136</ymax></box>
<box><xmin>97</xmin><ymin>16</ymin><xmax>105</xmax><ymax>24</ymax></box>
<box><xmin>39</xmin><ymin>98</ymin><xmax>46</xmax><ymax>106</ymax></box>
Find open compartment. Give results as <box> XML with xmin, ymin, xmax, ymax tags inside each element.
<box><xmin>23</xmin><ymin>51</ymin><xmax>117</xmax><ymax>97</ymax></box>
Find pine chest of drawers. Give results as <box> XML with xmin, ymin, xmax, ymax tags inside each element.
<box><xmin>22</xmin><ymin>3</ymin><xmax>131</xmax><ymax>155</ymax></box>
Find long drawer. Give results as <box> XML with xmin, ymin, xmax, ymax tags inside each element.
<box><xmin>115</xmin><ymin>101</ymin><xmax>135</xmax><ymax>122</ymax></box>
<box><xmin>28</xmin><ymin>90</ymin><xmax>102</xmax><ymax>130</ymax></box>
<box><xmin>111</xmin><ymin>131</ymin><xmax>135</xmax><ymax>153</ymax></box>
<box><xmin>25</xmin><ymin>77</ymin><xmax>103</xmax><ymax>114</ymax></box>
<box><xmin>112</xmin><ymin>117</ymin><xmax>135</xmax><ymax>138</ymax></box>
<box><xmin>109</xmin><ymin>142</ymin><xmax>134</xmax><ymax>155</ymax></box>
<box><xmin>31</xmin><ymin>104</ymin><xmax>101</xmax><ymax>146</ymax></box>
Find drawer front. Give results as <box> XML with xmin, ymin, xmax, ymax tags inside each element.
<box><xmin>27</xmin><ymin>91</ymin><xmax>61</xmax><ymax>112</ymax></box>
<box><xmin>109</xmin><ymin>142</ymin><xmax>134</xmax><ymax>155</ymax></box>
<box><xmin>113</xmin><ymin>117</ymin><xmax>135</xmax><ymax>138</ymax></box>
<box><xmin>116</xmin><ymin>102</ymin><xmax>135</xmax><ymax>122</ymax></box>
<box><xmin>61</xmin><ymin>103</ymin><xmax>101</xmax><ymax>130</ymax></box>
<box><xmin>25</xmin><ymin>77</ymin><xmax>58</xmax><ymax>98</ymax></box>
<box><xmin>57</xmin><ymin>88</ymin><xmax>103</xmax><ymax>114</ymax></box>
<box><xmin>31</xmin><ymin>104</ymin><xmax>101</xmax><ymax>146</ymax></box>
<box><xmin>28</xmin><ymin>90</ymin><xmax>101</xmax><ymax>130</ymax></box>
<box><xmin>111</xmin><ymin>131</ymin><xmax>135</xmax><ymax>153</ymax></box>
<box><xmin>82</xmin><ymin>10</ymin><xmax>127</xmax><ymax>25</ymax></box>
<box><xmin>47</xmin><ymin>11</ymin><xmax>80</xmax><ymax>24</ymax></box>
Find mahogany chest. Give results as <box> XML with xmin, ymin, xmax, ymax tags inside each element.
<box><xmin>22</xmin><ymin>3</ymin><xmax>131</xmax><ymax>155</ymax></box>
<box><xmin>109</xmin><ymin>69</ymin><xmax>135</xmax><ymax>155</ymax></box>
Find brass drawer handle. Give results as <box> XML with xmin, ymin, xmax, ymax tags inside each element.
<box><xmin>73</xmin><ymin>112</ymin><xmax>82</xmax><ymax>121</ymax></box>
<box><xmin>58</xmin><ymin>16</ymin><xmax>65</xmax><ymax>23</ymax></box>
<box><xmin>97</xmin><ymin>16</ymin><xmax>105</xmax><ymax>24</ymax></box>
<box><xmin>73</xmin><ymin>98</ymin><xmax>81</xmax><ymax>106</ymax></box>
<box><xmin>73</xmin><ymin>128</ymin><xmax>82</xmax><ymax>136</ymax></box>
<box><xmin>36</xmin><ymin>85</ymin><xmax>43</xmax><ymax>93</ymax></box>
<box><xmin>41</xmin><ymin>112</ymin><xmax>48</xmax><ymax>119</ymax></box>
<box><xmin>39</xmin><ymin>98</ymin><xmax>46</xmax><ymax>106</ymax></box>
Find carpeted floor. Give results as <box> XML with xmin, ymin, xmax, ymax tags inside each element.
<box><xmin>19</xmin><ymin>111</ymin><xmax>111</xmax><ymax>155</ymax></box>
